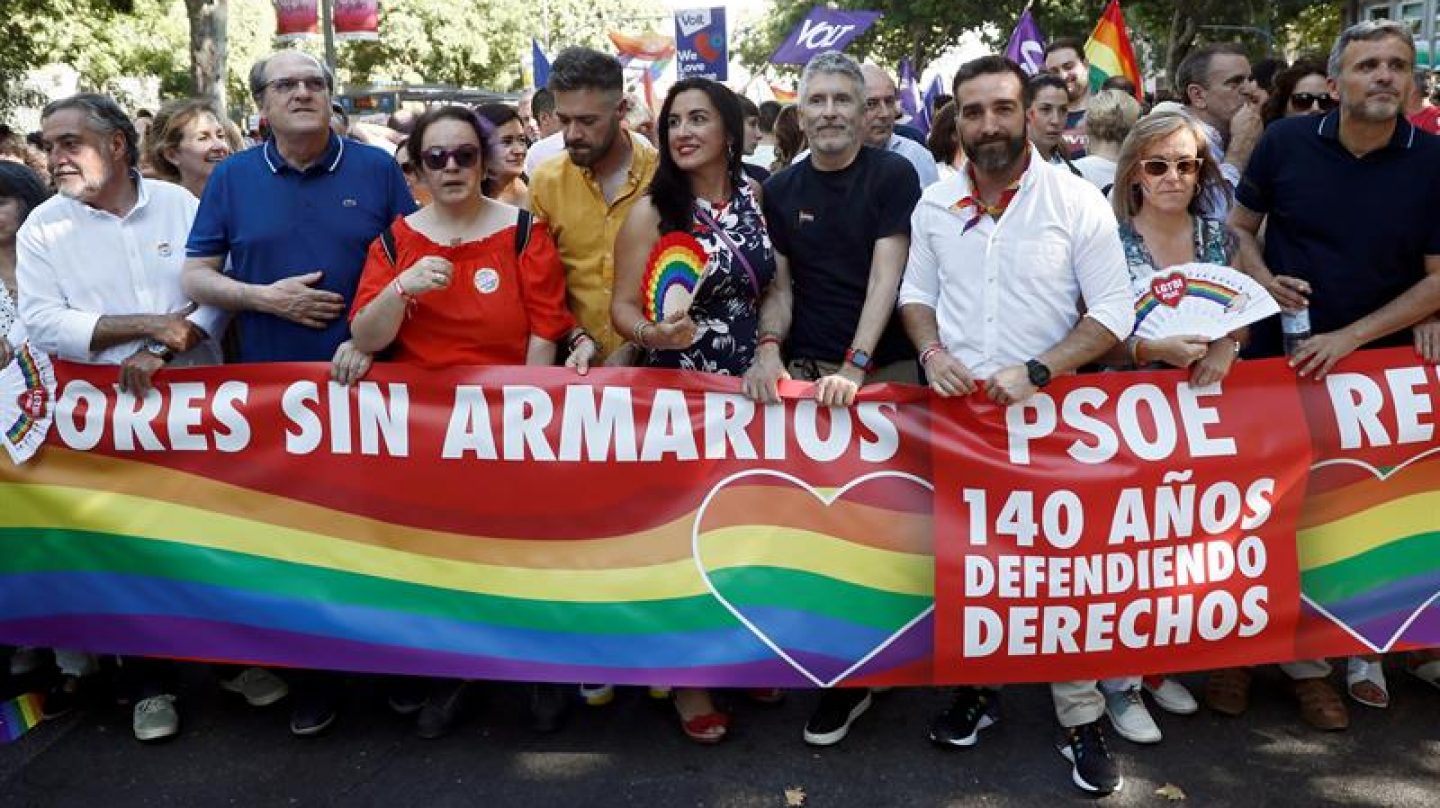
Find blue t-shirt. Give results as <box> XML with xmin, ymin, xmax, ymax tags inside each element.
<box><xmin>187</xmin><ymin>134</ymin><xmax>416</xmax><ymax>362</ymax></box>
<box><xmin>1236</xmin><ymin>112</ymin><xmax>1440</xmax><ymax>357</ymax></box>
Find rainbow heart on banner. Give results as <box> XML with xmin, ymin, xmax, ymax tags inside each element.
<box><xmin>1298</xmin><ymin>449</ymin><xmax>1440</xmax><ymax>651</ymax></box>
<box><xmin>692</xmin><ymin>470</ymin><xmax>934</xmax><ymax>687</ymax></box>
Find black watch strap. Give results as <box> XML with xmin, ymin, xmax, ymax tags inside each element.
<box><xmin>1025</xmin><ymin>358</ymin><xmax>1051</xmax><ymax>388</ymax></box>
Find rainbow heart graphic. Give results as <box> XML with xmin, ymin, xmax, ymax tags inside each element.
<box><xmin>692</xmin><ymin>470</ymin><xmax>934</xmax><ymax>687</ymax></box>
<box><xmin>1298</xmin><ymin>449</ymin><xmax>1440</xmax><ymax>651</ymax></box>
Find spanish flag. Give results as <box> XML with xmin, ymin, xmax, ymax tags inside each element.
<box><xmin>1084</xmin><ymin>0</ymin><xmax>1142</xmax><ymax>99</ymax></box>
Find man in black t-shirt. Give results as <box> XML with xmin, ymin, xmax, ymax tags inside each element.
<box><xmin>744</xmin><ymin>51</ymin><xmax>921</xmax><ymax>413</ymax></box>
<box><xmin>741</xmin><ymin>49</ymin><xmax>922</xmax><ymax>750</ymax></box>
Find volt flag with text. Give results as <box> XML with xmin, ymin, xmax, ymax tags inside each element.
<box><xmin>674</xmin><ymin>8</ymin><xmax>727</xmax><ymax>81</ymax></box>
<box><xmin>769</xmin><ymin>8</ymin><xmax>881</xmax><ymax>66</ymax></box>
<box><xmin>933</xmin><ymin>361</ymin><xmax>1312</xmax><ymax>682</ymax></box>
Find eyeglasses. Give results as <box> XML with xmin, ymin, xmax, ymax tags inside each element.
<box><xmin>1289</xmin><ymin>92</ymin><xmax>1336</xmax><ymax>111</ymax></box>
<box><xmin>1140</xmin><ymin>157</ymin><xmax>1203</xmax><ymax>178</ymax></box>
<box><xmin>263</xmin><ymin>76</ymin><xmax>328</xmax><ymax>96</ymax></box>
<box><xmin>420</xmin><ymin>144</ymin><xmax>481</xmax><ymax>171</ymax></box>
<box><xmin>397</xmin><ymin>160</ymin><xmax>414</xmax><ymax>175</ymax></box>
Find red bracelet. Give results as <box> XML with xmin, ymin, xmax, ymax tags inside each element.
<box><xmin>919</xmin><ymin>342</ymin><xmax>945</xmax><ymax>367</ymax></box>
<box><xmin>391</xmin><ymin>278</ymin><xmax>414</xmax><ymax>303</ymax></box>
<box><xmin>756</xmin><ymin>333</ymin><xmax>781</xmax><ymax>350</ymax></box>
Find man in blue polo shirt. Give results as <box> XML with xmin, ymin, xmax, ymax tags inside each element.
<box><xmin>1228</xmin><ymin>19</ymin><xmax>1440</xmax><ymax>730</ymax></box>
<box><xmin>182</xmin><ymin>50</ymin><xmax>414</xmax><ymax>371</ymax></box>
<box><xmin>1231</xmin><ymin>19</ymin><xmax>1440</xmax><ymax>376</ymax></box>
<box><xmin>180</xmin><ymin>49</ymin><xmax>415</xmax><ymax>736</ymax></box>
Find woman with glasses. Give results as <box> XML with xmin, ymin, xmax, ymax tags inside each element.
<box><xmin>1261</xmin><ymin>57</ymin><xmax>1333</xmax><ymax>126</ymax></box>
<box><xmin>392</xmin><ymin>137</ymin><xmax>432</xmax><ymax>207</ymax></box>
<box><xmin>476</xmin><ymin>103</ymin><xmax>531</xmax><ymax>208</ymax></box>
<box><xmin>344</xmin><ymin>105</ymin><xmax>595</xmax><ymax>738</ymax></box>
<box><xmin>1093</xmin><ymin>110</ymin><xmax>1247</xmax><ymax>745</ymax></box>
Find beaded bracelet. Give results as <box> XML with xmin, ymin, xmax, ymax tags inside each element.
<box><xmin>918</xmin><ymin>342</ymin><xmax>945</xmax><ymax>368</ymax></box>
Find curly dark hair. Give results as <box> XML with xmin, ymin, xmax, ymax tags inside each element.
<box><xmin>648</xmin><ymin>78</ymin><xmax>745</xmax><ymax>235</ymax></box>
<box><xmin>1262</xmin><ymin>56</ymin><xmax>1329</xmax><ymax>126</ymax></box>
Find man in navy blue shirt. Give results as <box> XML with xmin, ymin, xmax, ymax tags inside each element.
<box><xmin>1231</xmin><ymin>19</ymin><xmax>1440</xmax><ymax>377</ymax></box>
<box><xmin>182</xmin><ymin>50</ymin><xmax>414</xmax><ymax>376</ymax></box>
<box><xmin>180</xmin><ymin>50</ymin><xmax>415</xmax><ymax>736</ymax></box>
<box><xmin>1227</xmin><ymin>19</ymin><xmax>1440</xmax><ymax>730</ymax></box>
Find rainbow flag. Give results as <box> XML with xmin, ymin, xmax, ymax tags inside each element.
<box><xmin>1084</xmin><ymin>0</ymin><xmax>1142</xmax><ymax>99</ymax></box>
<box><xmin>0</xmin><ymin>692</ymin><xmax>43</xmax><ymax>743</ymax></box>
<box><xmin>609</xmin><ymin>30</ymin><xmax>676</xmax><ymax>62</ymax></box>
<box><xmin>769</xmin><ymin>83</ymin><xmax>796</xmax><ymax>104</ymax></box>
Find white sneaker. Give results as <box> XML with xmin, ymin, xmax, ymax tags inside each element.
<box><xmin>220</xmin><ymin>667</ymin><xmax>290</xmax><ymax>707</ymax></box>
<box><xmin>1144</xmin><ymin>676</ymin><xmax>1199</xmax><ymax>715</ymax></box>
<box><xmin>133</xmin><ymin>695</ymin><xmax>180</xmax><ymax>741</ymax></box>
<box><xmin>1104</xmin><ymin>687</ymin><xmax>1161</xmax><ymax>744</ymax></box>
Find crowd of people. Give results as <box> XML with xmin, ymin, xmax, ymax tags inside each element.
<box><xmin>2</xmin><ymin>17</ymin><xmax>1440</xmax><ymax>797</ymax></box>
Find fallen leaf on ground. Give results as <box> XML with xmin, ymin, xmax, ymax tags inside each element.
<box><xmin>1155</xmin><ymin>783</ymin><xmax>1187</xmax><ymax>801</ymax></box>
<box><xmin>784</xmin><ymin>786</ymin><xmax>806</xmax><ymax>806</ymax></box>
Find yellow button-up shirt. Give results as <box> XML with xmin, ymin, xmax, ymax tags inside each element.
<box><xmin>530</xmin><ymin>133</ymin><xmax>659</xmax><ymax>359</ymax></box>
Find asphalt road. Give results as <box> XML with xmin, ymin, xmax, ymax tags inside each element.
<box><xmin>3</xmin><ymin>664</ymin><xmax>1439</xmax><ymax>807</ymax></box>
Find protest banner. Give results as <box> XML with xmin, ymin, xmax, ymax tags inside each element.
<box><xmin>333</xmin><ymin>0</ymin><xmax>381</xmax><ymax>41</ymax></box>
<box><xmin>1</xmin><ymin>350</ymin><xmax>1437</xmax><ymax>686</ymax></box>
<box><xmin>272</xmin><ymin>0</ymin><xmax>319</xmax><ymax>41</ymax></box>
<box><xmin>769</xmin><ymin>8</ymin><xmax>881</xmax><ymax>66</ymax></box>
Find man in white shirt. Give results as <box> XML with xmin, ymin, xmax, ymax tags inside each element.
<box><xmin>16</xmin><ymin>93</ymin><xmax>227</xmax><ymax>743</ymax></box>
<box><xmin>898</xmin><ymin>56</ymin><xmax>1131</xmax><ymax>796</ymax></box>
<box><xmin>19</xmin><ymin>94</ymin><xmax>224</xmax><ymax>390</ymax></box>
<box><xmin>1176</xmin><ymin>43</ymin><xmax>1264</xmax><ymax>216</ymax></box>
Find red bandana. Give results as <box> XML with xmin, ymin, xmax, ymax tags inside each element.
<box><xmin>951</xmin><ymin>153</ymin><xmax>1030</xmax><ymax>234</ymax></box>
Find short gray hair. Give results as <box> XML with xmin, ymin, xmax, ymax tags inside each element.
<box><xmin>1328</xmin><ymin>19</ymin><xmax>1416</xmax><ymax>78</ymax></box>
<box><xmin>41</xmin><ymin>93</ymin><xmax>139</xmax><ymax>169</ymax></box>
<box><xmin>249</xmin><ymin>51</ymin><xmax>335</xmax><ymax>102</ymax></box>
<box><xmin>799</xmin><ymin>51</ymin><xmax>865</xmax><ymax>104</ymax></box>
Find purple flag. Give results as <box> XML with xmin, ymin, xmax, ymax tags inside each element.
<box><xmin>916</xmin><ymin>75</ymin><xmax>943</xmax><ymax>138</ymax></box>
<box><xmin>1004</xmin><ymin>8</ymin><xmax>1047</xmax><ymax>76</ymax></box>
<box><xmin>898</xmin><ymin>59</ymin><xmax>922</xmax><ymax>123</ymax></box>
<box><xmin>769</xmin><ymin>8</ymin><xmax>882</xmax><ymax>66</ymax></box>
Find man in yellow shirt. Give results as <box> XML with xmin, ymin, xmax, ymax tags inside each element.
<box><xmin>530</xmin><ymin>47</ymin><xmax>659</xmax><ymax>363</ymax></box>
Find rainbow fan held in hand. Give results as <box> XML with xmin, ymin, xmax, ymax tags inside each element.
<box><xmin>642</xmin><ymin>232</ymin><xmax>709</xmax><ymax>322</ymax></box>
<box><xmin>1131</xmin><ymin>262</ymin><xmax>1279</xmax><ymax>341</ymax></box>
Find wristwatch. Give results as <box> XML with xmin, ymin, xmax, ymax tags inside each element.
<box><xmin>844</xmin><ymin>347</ymin><xmax>873</xmax><ymax>372</ymax></box>
<box><xmin>1024</xmin><ymin>358</ymin><xmax>1052</xmax><ymax>388</ymax></box>
<box><xmin>145</xmin><ymin>341</ymin><xmax>175</xmax><ymax>362</ymax></box>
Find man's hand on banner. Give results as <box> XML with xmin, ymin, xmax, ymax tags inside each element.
<box><xmin>922</xmin><ymin>351</ymin><xmax>976</xmax><ymax>397</ymax></box>
<box><xmin>1414</xmin><ymin>316</ymin><xmax>1440</xmax><ymax>362</ymax></box>
<box><xmin>118</xmin><ymin>349</ymin><xmax>165</xmax><ymax>395</ymax></box>
<box><xmin>985</xmin><ymin>365</ymin><xmax>1037</xmax><ymax>406</ymax></box>
<box><xmin>1291</xmin><ymin>330</ymin><xmax>1361</xmax><ymax>380</ymax></box>
<box><xmin>742</xmin><ymin>347</ymin><xmax>789</xmax><ymax>404</ymax></box>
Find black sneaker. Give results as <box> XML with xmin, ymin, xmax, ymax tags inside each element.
<box><xmin>928</xmin><ymin>687</ymin><xmax>999</xmax><ymax>747</ymax></box>
<box><xmin>416</xmin><ymin>680</ymin><xmax>470</xmax><ymax>739</ymax></box>
<box><xmin>42</xmin><ymin>675</ymin><xmax>88</xmax><ymax>720</ymax></box>
<box><xmin>1057</xmin><ymin>720</ymin><xmax>1123</xmax><ymax>795</ymax></box>
<box><xmin>529</xmin><ymin>683</ymin><xmax>570</xmax><ymax>734</ymax></box>
<box><xmin>803</xmin><ymin>688</ymin><xmax>872</xmax><ymax>746</ymax></box>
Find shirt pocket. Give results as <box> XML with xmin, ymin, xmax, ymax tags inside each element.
<box><xmin>1013</xmin><ymin>235</ymin><xmax>1072</xmax><ymax>291</ymax></box>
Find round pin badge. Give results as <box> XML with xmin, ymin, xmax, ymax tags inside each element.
<box><xmin>473</xmin><ymin>268</ymin><xmax>500</xmax><ymax>295</ymax></box>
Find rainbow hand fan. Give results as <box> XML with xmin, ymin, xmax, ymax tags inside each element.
<box><xmin>1131</xmin><ymin>263</ymin><xmax>1279</xmax><ymax>341</ymax></box>
<box><xmin>0</xmin><ymin>343</ymin><xmax>57</xmax><ymax>465</ymax></box>
<box><xmin>641</xmin><ymin>232</ymin><xmax>709</xmax><ymax>322</ymax></box>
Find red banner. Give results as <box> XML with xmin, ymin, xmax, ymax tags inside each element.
<box><xmin>2</xmin><ymin>350</ymin><xmax>1437</xmax><ymax>685</ymax></box>
<box><xmin>273</xmin><ymin>0</ymin><xmax>318</xmax><ymax>41</ymax></box>
<box><xmin>333</xmin><ymin>0</ymin><xmax>380</xmax><ymax>41</ymax></box>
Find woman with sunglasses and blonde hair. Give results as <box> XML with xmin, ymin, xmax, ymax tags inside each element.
<box><xmin>1094</xmin><ymin>109</ymin><xmax>1248</xmax><ymax>745</ymax></box>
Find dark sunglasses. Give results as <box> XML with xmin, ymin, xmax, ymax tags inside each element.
<box><xmin>420</xmin><ymin>144</ymin><xmax>481</xmax><ymax>171</ymax></box>
<box><xmin>1289</xmin><ymin>92</ymin><xmax>1336</xmax><ymax>111</ymax></box>
<box><xmin>1140</xmin><ymin>157</ymin><xmax>1202</xmax><ymax>177</ymax></box>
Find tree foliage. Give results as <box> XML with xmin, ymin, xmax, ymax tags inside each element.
<box><xmin>740</xmin><ymin>0</ymin><xmax>1346</xmax><ymax>82</ymax></box>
